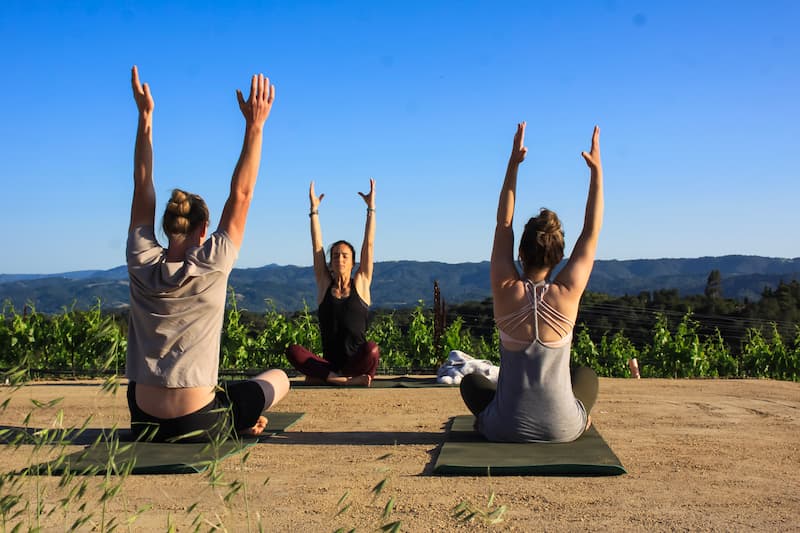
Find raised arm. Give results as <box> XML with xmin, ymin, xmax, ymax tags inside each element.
<box><xmin>490</xmin><ymin>122</ymin><xmax>528</xmax><ymax>293</ymax></box>
<box><xmin>554</xmin><ymin>126</ymin><xmax>604</xmax><ymax>295</ymax></box>
<box><xmin>129</xmin><ymin>65</ymin><xmax>156</xmax><ymax>232</ymax></box>
<box><xmin>354</xmin><ymin>178</ymin><xmax>376</xmax><ymax>302</ymax></box>
<box><xmin>309</xmin><ymin>181</ymin><xmax>331</xmax><ymax>302</ymax></box>
<box><xmin>217</xmin><ymin>74</ymin><xmax>275</xmax><ymax>248</ymax></box>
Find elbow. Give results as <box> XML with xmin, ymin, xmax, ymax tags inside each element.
<box><xmin>230</xmin><ymin>187</ymin><xmax>254</xmax><ymax>205</ymax></box>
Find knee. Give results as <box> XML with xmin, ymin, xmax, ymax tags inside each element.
<box><xmin>271</xmin><ymin>368</ymin><xmax>289</xmax><ymax>385</ymax></box>
<box><xmin>573</xmin><ymin>366</ymin><xmax>599</xmax><ymax>384</ymax></box>
<box><xmin>274</xmin><ymin>369</ymin><xmax>290</xmax><ymax>396</ymax></box>
<box><xmin>459</xmin><ymin>372</ymin><xmax>482</xmax><ymax>395</ymax></box>
<box><xmin>286</xmin><ymin>344</ymin><xmax>306</xmax><ymax>365</ymax></box>
<box><xmin>255</xmin><ymin>369</ymin><xmax>290</xmax><ymax>407</ymax></box>
<box><xmin>365</xmin><ymin>341</ymin><xmax>380</xmax><ymax>359</ymax></box>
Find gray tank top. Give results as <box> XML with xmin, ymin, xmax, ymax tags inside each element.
<box><xmin>477</xmin><ymin>281</ymin><xmax>587</xmax><ymax>442</ymax></box>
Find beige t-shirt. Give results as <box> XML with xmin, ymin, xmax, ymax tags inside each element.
<box><xmin>125</xmin><ymin>225</ymin><xmax>238</xmax><ymax>388</ymax></box>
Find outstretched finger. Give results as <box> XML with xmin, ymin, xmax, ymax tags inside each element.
<box><xmin>236</xmin><ymin>89</ymin><xmax>246</xmax><ymax>109</ymax></box>
<box><xmin>142</xmin><ymin>82</ymin><xmax>152</xmax><ymax>101</ymax></box>
<box><xmin>591</xmin><ymin>125</ymin><xmax>600</xmax><ymax>149</ymax></box>
<box><xmin>131</xmin><ymin>65</ymin><xmax>143</xmax><ymax>93</ymax></box>
<box><xmin>268</xmin><ymin>81</ymin><xmax>275</xmax><ymax>104</ymax></box>
<box><xmin>261</xmin><ymin>76</ymin><xmax>270</xmax><ymax>102</ymax></box>
<box><xmin>250</xmin><ymin>74</ymin><xmax>257</xmax><ymax>102</ymax></box>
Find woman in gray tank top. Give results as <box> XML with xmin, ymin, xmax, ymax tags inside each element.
<box><xmin>460</xmin><ymin>122</ymin><xmax>603</xmax><ymax>443</ymax></box>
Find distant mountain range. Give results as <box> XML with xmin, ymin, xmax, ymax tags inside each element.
<box><xmin>1</xmin><ymin>256</ymin><xmax>799</xmax><ymax>314</ymax></box>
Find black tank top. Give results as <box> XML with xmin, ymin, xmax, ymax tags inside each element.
<box><xmin>318</xmin><ymin>281</ymin><xmax>369</xmax><ymax>369</ymax></box>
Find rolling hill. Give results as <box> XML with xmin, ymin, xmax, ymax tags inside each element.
<box><xmin>1</xmin><ymin>256</ymin><xmax>798</xmax><ymax>314</ymax></box>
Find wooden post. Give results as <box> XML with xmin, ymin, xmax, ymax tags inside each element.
<box><xmin>433</xmin><ymin>280</ymin><xmax>446</xmax><ymax>363</ymax></box>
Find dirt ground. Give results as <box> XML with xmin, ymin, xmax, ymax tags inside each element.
<box><xmin>1</xmin><ymin>377</ymin><xmax>798</xmax><ymax>532</ymax></box>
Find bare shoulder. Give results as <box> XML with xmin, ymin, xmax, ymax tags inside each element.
<box><xmin>544</xmin><ymin>281</ymin><xmax>582</xmax><ymax>322</ymax></box>
<box><xmin>315</xmin><ymin>272</ymin><xmax>332</xmax><ymax>303</ymax></box>
<box><xmin>492</xmin><ymin>278</ymin><xmax>528</xmax><ymax>317</ymax></box>
<box><xmin>353</xmin><ymin>270</ymin><xmax>372</xmax><ymax>305</ymax></box>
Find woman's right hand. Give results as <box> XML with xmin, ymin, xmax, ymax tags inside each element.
<box><xmin>510</xmin><ymin>121</ymin><xmax>528</xmax><ymax>165</ymax></box>
<box><xmin>236</xmin><ymin>73</ymin><xmax>275</xmax><ymax>129</ymax></box>
<box><xmin>309</xmin><ymin>181</ymin><xmax>325</xmax><ymax>211</ymax></box>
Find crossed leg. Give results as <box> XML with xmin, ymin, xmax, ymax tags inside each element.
<box><xmin>237</xmin><ymin>369</ymin><xmax>290</xmax><ymax>436</ymax></box>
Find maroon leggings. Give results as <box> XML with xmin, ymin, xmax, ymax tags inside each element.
<box><xmin>286</xmin><ymin>342</ymin><xmax>380</xmax><ymax>379</ymax></box>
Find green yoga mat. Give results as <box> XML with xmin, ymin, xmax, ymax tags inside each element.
<box><xmin>291</xmin><ymin>376</ymin><xmax>452</xmax><ymax>388</ymax></box>
<box><xmin>433</xmin><ymin>415</ymin><xmax>626</xmax><ymax>476</ymax></box>
<box><xmin>15</xmin><ymin>412</ymin><xmax>304</xmax><ymax>476</ymax></box>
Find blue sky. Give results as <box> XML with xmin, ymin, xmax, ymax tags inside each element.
<box><xmin>1</xmin><ymin>1</ymin><xmax>797</xmax><ymax>274</ymax></box>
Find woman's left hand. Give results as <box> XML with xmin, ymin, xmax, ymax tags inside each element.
<box><xmin>358</xmin><ymin>178</ymin><xmax>376</xmax><ymax>209</ymax></box>
<box><xmin>581</xmin><ymin>126</ymin><xmax>601</xmax><ymax>171</ymax></box>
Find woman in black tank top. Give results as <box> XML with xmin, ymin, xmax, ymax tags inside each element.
<box><xmin>285</xmin><ymin>179</ymin><xmax>380</xmax><ymax>386</ymax></box>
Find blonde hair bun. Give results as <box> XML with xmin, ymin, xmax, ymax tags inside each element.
<box><xmin>162</xmin><ymin>189</ymin><xmax>209</xmax><ymax>237</ymax></box>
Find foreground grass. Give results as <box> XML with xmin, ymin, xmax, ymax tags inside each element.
<box><xmin>0</xmin><ymin>373</ymin><xmax>505</xmax><ymax>532</ymax></box>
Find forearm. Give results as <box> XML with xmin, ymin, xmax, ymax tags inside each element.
<box><xmin>582</xmin><ymin>167</ymin><xmax>604</xmax><ymax>239</ymax></box>
<box><xmin>496</xmin><ymin>158</ymin><xmax>519</xmax><ymax>227</ymax></box>
<box><xmin>360</xmin><ymin>208</ymin><xmax>376</xmax><ymax>268</ymax></box>
<box><xmin>310</xmin><ymin>211</ymin><xmax>324</xmax><ymax>255</ymax></box>
<box><xmin>133</xmin><ymin>112</ymin><xmax>153</xmax><ymax>188</ymax></box>
<box><xmin>229</xmin><ymin>124</ymin><xmax>264</xmax><ymax>199</ymax></box>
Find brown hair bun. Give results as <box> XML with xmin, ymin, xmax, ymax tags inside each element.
<box><xmin>519</xmin><ymin>208</ymin><xmax>565</xmax><ymax>273</ymax></box>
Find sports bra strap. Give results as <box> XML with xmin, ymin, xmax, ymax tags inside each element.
<box><xmin>495</xmin><ymin>280</ymin><xmax>575</xmax><ymax>347</ymax></box>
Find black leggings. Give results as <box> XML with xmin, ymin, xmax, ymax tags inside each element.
<box><xmin>460</xmin><ymin>366</ymin><xmax>599</xmax><ymax>417</ymax></box>
<box><xmin>127</xmin><ymin>380</ymin><xmax>266</xmax><ymax>443</ymax></box>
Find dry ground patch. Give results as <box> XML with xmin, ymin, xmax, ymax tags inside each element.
<box><xmin>1</xmin><ymin>378</ymin><xmax>798</xmax><ymax>531</ymax></box>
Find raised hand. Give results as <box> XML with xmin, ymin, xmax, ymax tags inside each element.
<box><xmin>581</xmin><ymin>126</ymin><xmax>601</xmax><ymax>170</ymax></box>
<box><xmin>510</xmin><ymin>121</ymin><xmax>528</xmax><ymax>164</ymax></box>
<box><xmin>236</xmin><ymin>74</ymin><xmax>275</xmax><ymax>129</ymax></box>
<box><xmin>309</xmin><ymin>181</ymin><xmax>325</xmax><ymax>211</ymax></box>
<box><xmin>131</xmin><ymin>65</ymin><xmax>154</xmax><ymax>115</ymax></box>
<box><xmin>357</xmin><ymin>178</ymin><xmax>376</xmax><ymax>209</ymax></box>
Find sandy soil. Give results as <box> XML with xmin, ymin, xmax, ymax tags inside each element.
<box><xmin>1</xmin><ymin>377</ymin><xmax>798</xmax><ymax>532</ymax></box>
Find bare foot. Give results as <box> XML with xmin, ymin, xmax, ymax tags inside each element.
<box><xmin>346</xmin><ymin>374</ymin><xmax>372</xmax><ymax>387</ymax></box>
<box><xmin>240</xmin><ymin>415</ymin><xmax>268</xmax><ymax>436</ymax></box>
<box><xmin>324</xmin><ymin>372</ymin><xmax>372</xmax><ymax>387</ymax></box>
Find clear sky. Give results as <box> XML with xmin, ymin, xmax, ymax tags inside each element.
<box><xmin>1</xmin><ymin>1</ymin><xmax>797</xmax><ymax>274</ymax></box>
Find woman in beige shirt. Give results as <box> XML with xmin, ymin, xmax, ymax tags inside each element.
<box><xmin>125</xmin><ymin>66</ymin><xmax>289</xmax><ymax>443</ymax></box>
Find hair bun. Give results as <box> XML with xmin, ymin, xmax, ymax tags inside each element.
<box><xmin>167</xmin><ymin>190</ymin><xmax>192</xmax><ymax>216</ymax></box>
<box><xmin>519</xmin><ymin>208</ymin><xmax>566</xmax><ymax>272</ymax></box>
<box><xmin>162</xmin><ymin>189</ymin><xmax>209</xmax><ymax>237</ymax></box>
